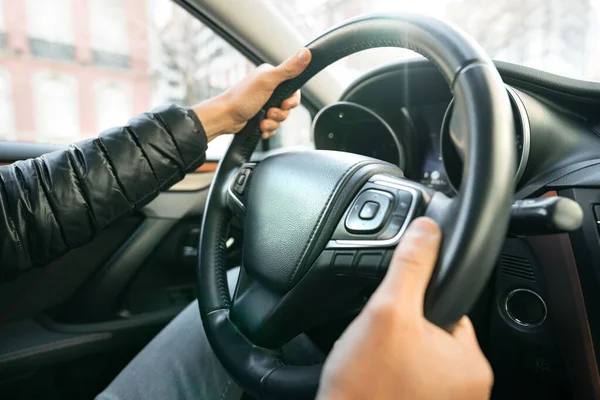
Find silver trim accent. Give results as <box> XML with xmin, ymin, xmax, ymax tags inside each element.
<box><xmin>169</xmin><ymin>171</ymin><xmax>215</xmax><ymax>191</ymax></box>
<box><xmin>311</xmin><ymin>101</ymin><xmax>406</xmax><ymax>170</ymax></box>
<box><xmin>504</xmin><ymin>288</ymin><xmax>547</xmax><ymax>328</ymax></box>
<box><xmin>326</xmin><ymin>175</ymin><xmax>420</xmax><ymax>248</ymax></box>
<box><xmin>227</xmin><ymin>163</ymin><xmax>257</xmax><ymax>214</ymax></box>
<box><xmin>506</xmin><ymin>86</ymin><xmax>531</xmax><ymax>185</ymax></box>
<box><xmin>228</xmin><ymin>184</ymin><xmax>246</xmax><ymax>212</ymax></box>
<box><xmin>143</xmin><ymin>191</ymin><xmax>208</xmax><ymax>219</ymax></box>
<box><xmin>441</xmin><ymin>85</ymin><xmax>532</xmax><ymax>193</ymax></box>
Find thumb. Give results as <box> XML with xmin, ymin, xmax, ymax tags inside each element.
<box><xmin>452</xmin><ymin>316</ymin><xmax>482</xmax><ymax>349</ymax></box>
<box><xmin>269</xmin><ymin>48</ymin><xmax>311</xmax><ymax>84</ymax></box>
<box><xmin>374</xmin><ymin>217</ymin><xmax>442</xmax><ymax>315</ymax></box>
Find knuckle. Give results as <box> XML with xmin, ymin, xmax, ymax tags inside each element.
<box><xmin>282</xmin><ymin>62</ymin><xmax>294</xmax><ymax>77</ymax></box>
<box><xmin>465</xmin><ymin>353</ymin><xmax>494</xmax><ymax>390</ymax></box>
<box><xmin>268</xmin><ymin>108</ymin><xmax>285</xmax><ymax>121</ymax></box>
<box><xmin>255</xmin><ymin>65</ymin><xmax>275</xmax><ymax>87</ymax></box>
<box><xmin>258</xmin><ymin>74</ymin><xmax>273</xmax><ymax>88</ymax></box>
<box><xmin>256</xmin><ymin>63</ymin><xmax>273</xmax><ymax>73</ymax></box>
<box><xmin>367</xmin><ymin>299</ymin><xmax>404</xmax><ymax>327</ymax></box>
<box><xmin>285</xmin><ymin>99</ymin><xmax>299</xmax><ymax>109</ymax></box>
<box><xmin>395</xmin><ymin>252</ymin><xmax>426</xmax><ymax>275</ymax></box>
<box><xmin>278</xmin><ymin>110</ymin><xmax>290</xmax><ymax>121</ymax></box>
<box><xmin>480</xmin><ymin>359</ymin><xmax>494</xmax><ymax>385</ymax></box>
<box><xmin>453</xmin><ymin>360</ymin><xmax>494</xmax><ymax>398</ymax></box>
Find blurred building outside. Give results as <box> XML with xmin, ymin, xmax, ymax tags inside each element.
<box><xmin>0</xmin><ymin>0</ymin><xmax>150</xmax><ymax>143</ymax></box>
<box><xmin>0</xmin><ymin>0</ymin><xmax>598</xmax><ymax>149</ymax></box>
<box><xmin>277</xmin><ymin>0</ymin><xmax>600</xmax><ymax>84</ymax></box>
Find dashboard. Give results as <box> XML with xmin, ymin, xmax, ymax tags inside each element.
<box><xmin>312</xmin><ymin>59</ymin><xmax>600</xmax><ymax>200</ymax></box>
<box><xmin>311</xmin><ymin>58</ymin><xmax>600</xmax><ymax>398</ymax></box>
<box><xmin>314</xmin><ymin>98</ymin><xmax>455</xmax><ymax>195</ymax></box>
<box><xmin>313</xmin><ymin>63</ymin><xmax>537</xmax><ymax>197</ymax></box>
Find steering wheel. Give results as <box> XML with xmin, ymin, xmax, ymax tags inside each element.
<box><xmin>198</xmin><ymin>13</ymin><xmax>515</xmax><ymax>400</ymax></box>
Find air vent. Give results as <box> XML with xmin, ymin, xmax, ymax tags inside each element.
<box><xmin>501</xmin><ymin>254</ymin><xmax>536</xmax><ymax>282</ymax></box>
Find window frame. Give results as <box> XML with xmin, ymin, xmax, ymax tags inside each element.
<box><xmin>174</xmin><ymin>0</ymin><xmax>320</xmax><ymax>116</ymax></box>
<box><xmin>171</xmin><ymin>0</ymin><xmax>319</xmax><ymax>158</ymax></box>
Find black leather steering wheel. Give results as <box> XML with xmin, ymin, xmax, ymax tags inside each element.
<box><xmin>198</xmin><ymin>13</ymin><xmax>515</xmax><ymax>400</ymax></box>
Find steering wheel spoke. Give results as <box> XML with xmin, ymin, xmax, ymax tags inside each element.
<box><xmin>230</xmin><ymin>252</ymin><xmax>371</xmax><ymax>348</ymax></box>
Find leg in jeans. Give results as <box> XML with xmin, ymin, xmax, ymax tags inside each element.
<box><xmin>96</xmin><ymin>268</ymin><xmax>243</xmax><ymax>400</ymax></box>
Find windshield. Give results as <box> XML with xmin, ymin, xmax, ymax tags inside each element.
<box><xmin>272</xmin><ymin>0</ymin><xmax>600</xmax><ymax>84</ymax></box>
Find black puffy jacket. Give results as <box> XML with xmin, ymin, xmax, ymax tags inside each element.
<box><xmin>0</xmin><ymin>105</ymin><xmax>208</xmax><ymax>280</ymax></box>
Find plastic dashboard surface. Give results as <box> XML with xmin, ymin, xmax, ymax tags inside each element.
<box><xmin>313</xmin><ymin>58</ymin><xmax>600</xmax><ymax>199</ymax></box>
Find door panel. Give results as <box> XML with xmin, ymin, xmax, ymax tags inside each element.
<box><xmin>55</xmin><ymin>218</ymin><xmax>180</xmax><ymax>323</ymax></box>
<box><xmin>0</xmin><ymin>215</ymin><xmax>143</xmax><ymax>323</ymax></box>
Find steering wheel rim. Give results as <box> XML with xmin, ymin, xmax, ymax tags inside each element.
<box><xmin>198</xmin><ymin>13</ymin><xmax>515</xmax><ymax>400</ymax></box>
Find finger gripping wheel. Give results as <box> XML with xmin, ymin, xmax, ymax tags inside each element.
<box><xmin>198</xmin><ymin>13</ymin><xmax>515</xmax><ymax>400</ymax></box>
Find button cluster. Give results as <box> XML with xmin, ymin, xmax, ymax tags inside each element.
<box><xmin>233</xmin><ymin>167</ymin><xmax>252</xmax><ymax>196</ymax></box>
<box><xmin>377</xmin><ymin>188</ymin><xmax>413</xmax><ymax>240</ymax></box>
<box><xmin>360</xmin><ymin>201</ymin><xmax>380</xmax><ymax>219</ymax></box>
<box><xmin>328</xmin><ymin>249</ymin><xmax>394</xmax><ymax>279</ymax></box>
<box><xmin>330</xmin><ymin>182</ymin><xmax>417</xmax><ymax>242</ymax></box>
<box><xmin>345</xmin><ymin>189</ymin><xmax>393</xmax><ymax>233</ymax></box>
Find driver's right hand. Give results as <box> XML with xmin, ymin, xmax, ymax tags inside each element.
<box><xmin>316</xmin><ymin>217</ymin><xmax>494</xmax><ymax>400</ymax></box>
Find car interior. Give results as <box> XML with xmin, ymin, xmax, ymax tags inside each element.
<box><xmin>1</xmin><ymin>0</ymin><xmax>600</xmax><ymax>399</ymax></box>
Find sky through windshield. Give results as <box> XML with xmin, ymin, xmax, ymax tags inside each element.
<box><xmin>272</xmin><ymin>0</ymin><xmax>600</xmax><ymax>84</ymax></box>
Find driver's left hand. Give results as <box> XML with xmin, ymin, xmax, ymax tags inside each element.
<box><xmin>193</xmin><ymin>48</ymin><xmax>311</xmax><ymax>142</ymax></box>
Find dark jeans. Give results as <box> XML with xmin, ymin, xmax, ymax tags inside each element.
<box><xmin>97</xmin><ymin>267</ymin><xmax>324</xmax><ymax>400</ymax></box>
<box><xmin>97</xmin><ymin>269</ymin><xmax>242</xmax><ymax>400</ymax></box>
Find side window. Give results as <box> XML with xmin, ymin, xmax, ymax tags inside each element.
<box><xmin>0</xmin><ymin>0</ymin><xmax>313</xmax><ymax>155</ymax></box>
<box><xmin>26</xmin><ymin>0</ymin><xmax>74</xmax><ymax>47</ymax></box>
<box><xmin>90</xmin><ymin>0</ymin><xmax>129</xmax><ymax>67</ymax></box>
<box><xmin>33</xmin><ymin>72</ymin><xmax>79</xmax><ymax>143</ymax></box>
<box><xmin>0</xmin><ymin>0</ymin><xmax>5</xmax><ymax>49</ymax></box>
<box><xmin>95</xmin><ymin>81</ymin><xmax>132</xmax><ymax>132</ymax></box>
<box><xmin>0</xmin><ymin>69</ymin><xmax>15</xmax><ymax>141</ymax></box>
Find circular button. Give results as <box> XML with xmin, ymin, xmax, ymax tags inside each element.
<box><xmin>504</xmin><ymin>289</ymin><xmax>547</xmax><ymax>328</ymax></box>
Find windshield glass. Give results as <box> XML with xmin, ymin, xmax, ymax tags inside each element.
<box><xmin>273</xmin><ymin>0</ymin><xmax>600</xmax><ymax>84</ymax></box>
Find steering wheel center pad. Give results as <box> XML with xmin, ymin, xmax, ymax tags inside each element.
<box><xmin>244</xmin><ymin>151</ymin><xmax>399</xmax><ymax>293</ymax></box>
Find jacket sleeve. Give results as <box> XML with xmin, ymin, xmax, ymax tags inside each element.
<box><xmin>0</xmin><ymin>104</ymin><xmax>208</xmax><ymax>280</ymax></box>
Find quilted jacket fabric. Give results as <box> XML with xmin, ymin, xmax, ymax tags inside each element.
<box><xmin>0</xmin><ymin>104</ymin><xmax>208</xmax><ymax>280</ymax></box>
